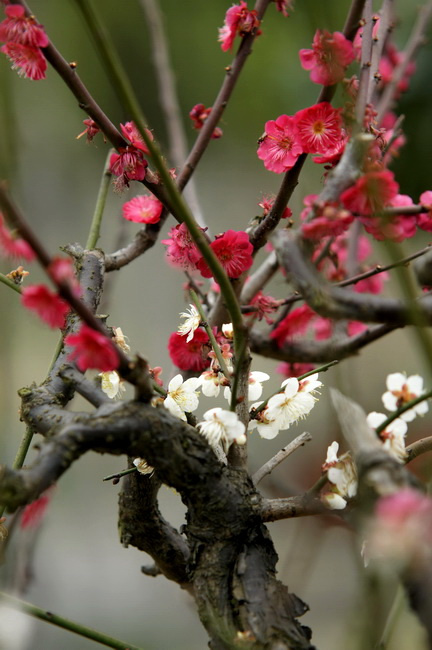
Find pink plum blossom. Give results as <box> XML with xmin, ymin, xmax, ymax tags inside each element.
<box><xmin>299</xmin><ymin>30</ymin><xmax>355</xmax><ymax>86</ymax></box>
<box><xmin>196</xmin><ymin>230</ymin><xmax>253</xmax><ymax>279</ymax></box>
<box><xmin>122</xmin><ymin>195</ymin><xmax>163</xmax><ymax>224</ymax></box>
<box><xmin>21</xmin><ymin>284</ymin><xmax>70</xmax><ymax>329</ymax></box>
<box><xmin>257</xmin><ymin>115</ymin><xmax>303</xmax><ymax>173</ymax></box>
<box><xmin>65</xmin><ymin>325</ymin><xmax>119</xmax><ymax>372</ymax></box>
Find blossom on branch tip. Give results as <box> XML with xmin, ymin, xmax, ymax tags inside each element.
<box><xmin>0</xmin><ymin>5</ymin><xmax>48</xmax><ymax>47</ymax></box>
<box><xmin>1</xmin><ymin>41</ymin><xmax>46</xmax><ymax>80</ymax></box>
<box><xmin>197</xmin><ymin>230</ymin><xmax>253</xmax><ymax>279</ymax></box>
<box><xmin>0</xmin><ymin>212</ymin><xmax>35</xmax><ymax>260</ymax></box>
<box><xmin>257</xmin><ymin>115</ymin><xmax>303</xmax><ymax>173</ymax></box>
<box><xmin>164</xmin><ymin>374</ymin><xmax>201</xmax><ymax>421</ymax></box>
<box><xmin>299</xmin><ymin>30</ymin><xmax>354</xmax><ymax>86</ymax></box>
<box><xmin>197</xmin><ymin>407</ymin><xmax>246</xmax><ymax>454</ymax></box>
<box><xmin>168</xmin><ymin>329</ymin><xmax>210</xmax><ymax>372</ymax></box>
<box><xmin>218</xmin><ymin>2</ymin><xmax>260</xmax><ymax>52</ymax></box>
<box><xmin>76</xmin><ymin>118</ymin><xmax>101</xmax><ymax>143</ymax></box>
<box><xmin>109</xmin><ymin>147</ymin><xmax>148</xmax><ymax>190</ymax></box>
<box><xmin>133</xmin><ymin>458</ymin><xmax>154</xmax><ymax>476</ymax></box>
<box><xmin>65</xmin><ymin>324</ymin><xmax>120</xmax><ymax>372</ymax></box>
<box><xmin>21</xmin><ymin>284</ymin><xmax>70</xmax><ymax>329</ymax></box>
<box><xmin>382</xmin><ymin>372</ymin><xmax>428</xmax><ymax>422</ymax></box>
<box><xmin>177</xmin><ymin>304</ymin><xmax>201</xmax><ymax>342</ymax></box>
<box><xmin>294</xmin><ymin>102</ymin><xmax>343</xmax><ymax>155</ymax></box>
<box><xmin>122</xmin><ymin>195</ymin><xmax>163</xmax><ymax>224</ymax></box>
<box><xmin>120</xmin><ymin>121</ymin><xmax>153</xmax><ymax>154</ymax></box>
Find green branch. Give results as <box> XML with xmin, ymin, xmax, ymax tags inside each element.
<box><xmin>0</xmin><ymin>591</ymin><xmax>148</xmax><ymax>650</ymax></box>
<box><xmin>86</xmin><ymin>149</ymin><xmax>113</xmax><ymax>250</ymax></box>
<box><xmin>0</xmin><ymin>271</ymin><xmax>22</xmax><ymax>294</ymax></box>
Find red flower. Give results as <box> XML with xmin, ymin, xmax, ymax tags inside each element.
<box><xmin>65</xmin><ymin>324</ymin><xmax>119</xmax><ymax>372</ymax></box>
<box><xmin>122</xmin><ymin>195</ymin><xmax>163</xmax><ymax>224</ymax></box>
<box><xmin>48</xmin><ymin>256</ymin><xmax>82</xmax><ymax>296</ymax></box>
<box><xmin>258</xmin><ymin>196</ymin><xmax>292</xmax><ymax>219</ymax></box>
<box><xmin>76</xmin><ymin>118</ymin><xmax>101</xmax><ymax>143</ymax></box>
<box><xmin>1</xmin><ymin>41</ymin><xmax>46</xmax><ymax>80</ymax></box>
<box><xmin>270</xmin><ymin>304</ymin><xmax>316</xmax><ymax>347</ymax></box>
<box><xmin>295</xmin><ymin>102</ymin><xmax>343</xmax><ymax>155</ymax></box>
<box><xmin>274</xmin><ymin>1</ymin><xmax>292</xmax><ymax>17</ymax></box>
<box><xmin>168</xmin><ymin>329</ymin><xmax>210</xmax><ymax>372</ymax></box>
<box><xmin>360</xmin><ymin>193</ymin><xmax>417</xmax><ymax>242</ymax></box>
<box><xmin>162</xmin><ymin>222</ymin><xmax>202</xmax><ymax>271</ymax></box>
<box><xmin>0</xmin><ymin>212</ymin><xmax>35</xmax><ymax>260</ymax></box>
<box><xmin>0</xmin><ymin>4</ymin><xmax>48</xmax><ymax>47</ymax></box>
<box><xmin>120</xmin><ymin>121</ymin><xmax>153</xmax><ymax>154</ymax></box>
<box><xmin>257</xmin><ymin>115</ymin><xmax>303</xmax><ymax>173</ymax></box>
<box><xmin>341</xmin><ymin>170</ymin><xmax>399</xmax><ymax>216</ymax></box>
<box><xmin>277</xmin><ymin>362</ymin><xmax>315</xmax><ymax>379</ymax></box>
<box><xmin>21</xmin><ymin>284</ymin><xmax>70</xmax><ymax>328</ymax></box>
<box><xmin>218</xmin><ymin>2</ymin><xmax>260</xmax><ymax>52</ymax></box>
<box><xmin>197</xmin><ymin>230</ymin><xmax>253</xmax><ymax>279</ymax></box>
<box><xmin>189</xmin><ymin>104</ymin><xmax>222</xmax><ymax>139</ymax></box>
<box><xmin>301</xmin><ymin>202</ymin><xmax>353</xmax><ymax>240</ymax></box>
<box><xmin>299</xmin><ymin>30</ymin><xmax>354</xmax><ymax>86</ymax></box>
<box><xmin>21</xmin><ymin>488</ymin><xmax>54</xmax><ymax>529</ymax></box>
<box><xmin>417</xmin><ymin>191</ymin><xmax>432</xmax><ymax>232</ymax></box>
<box><xmin>109</xmin><ymin>147</ymin><xmax>148</xmax><ymax>190</ymax></box>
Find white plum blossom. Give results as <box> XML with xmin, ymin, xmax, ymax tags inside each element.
<box><xmin>266</xmin><ymin>373</ymin><xmax>322</xmax><ymax>430</ymax></box>
<box><xmin>382</xmin><ymin>372</ymin><xmax>429</xmax><ymax>422</ymax></box>
<box><xmin>200</xmin><ymin>369</ymin><xmax>225</xmax><ymax>397</ymax></box>
<box><xmin>224</xmin><ymin>370</ymin><xmax>270</xmax><ymax>403</ymax></box>
<box><xmin>197</xmin><ymin>407</ymin><xmax>246</xmax><ymax>453</ymax></box>
<box><xmin>177</xmin><ymin>304</ymin><xmax>201</xmax><ymax>342</ymax></box>
<box><xmin>367</xmin><ymin>411</ymin><xmax>407</xmax><ymax>463</ymax></box>
<box><xmin>321</xmin><ymin>441</ymin><xmax>357</xmax><ymax>510</ymax></box>
<box><xmin>164</xmin><ymin>374</ymin><xmax>201</xmax><ymax>421</ymax></box>
<box><xmin>113</xmin><ymin>326</ymin><xmax>130</xmax><ymax>352</ymax></box>
<box><xmin>133</xmin><ymin>458</ymin><xmax>155</xmax><ymax>476</ymax></box>
<box><xmin>248</xmin><ymin>403</ymin><xmax>282</xmax><ymax>440</ymax></box>
<box><xmin>222</xmin><ymin>322</ymin><xmax>234</xmax><ymax>339</ymax></box>
<box><xmin>100</xmin><ymin>370</ymin><xmax>125</xmax><ymax>399</ymax></box>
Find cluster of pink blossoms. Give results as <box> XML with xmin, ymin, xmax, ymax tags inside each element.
<box><xmin>0</xmin><ymin>4</ymin><xmax>48</xmax><ymax>80</ymax></box>
<box><xmin>299</xmin><ymin>29</ymin><xmax>355</xmax><ymax>86</ymax></box>
<box><xmin>109</xmin><ymin>122</ymin><xmax>153</xmax><ymax>190</ymax></box>
<box><xmin>257</xmin><ymin>102</ymin><xmax>345</xmax><ymax>173</ymax></box>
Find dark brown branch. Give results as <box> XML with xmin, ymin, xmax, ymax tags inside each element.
<box><xmin>58</xmin><ymin>367</ymin><xmax>109</xmax><ymax>407</ymax></box>
<box><xmin>274</xmin><ymin>230</ymin><xmax>432</xmax><ymax>327</ymax></box>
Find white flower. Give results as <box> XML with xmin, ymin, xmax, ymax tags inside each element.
<box><xmin>177</xmin><ymin>304</ymin><xmax>201</xmax><ymax>342</ymax></box>
<box><xmin>113</xmin><ymin>327</ymin><xmax>130</xmax><ymax>352</ymax></box>
<box><xmin>321</xmin><ymin>441</ymin><xmax>357</xmax><ymax>510</ymax></box>
<box><xmin>197</xmin><ymin>407</ymin><xmax>246</xmax><ymax>453</ymax></box>
<box><xmin>248</xmin><ymin>409</ymin><xmax>281</xmax><ymax>440</ymax></box>
<box><xmin>222</xmin><ymin>322</ymin><xmax>234</xmax><ymax>339</ymax></box>
<box><xmin>200</xmin><ymin>370</ymin><xmax>224</xmax><ymax>397</ymax></box>
<box><xmin>224</xmin><ymin>370</ymin><xmax>270</xmax><ymax>403</ymax></box>
<box><xmin>382</xmin><ymin>372</ymin><xmax>428</xmax><ymax>422</ymax></box>
<box><xmin>100</xmin><ymin>370</ymin><xmax>125</xmax><ymax>399</ymax></box>
<box><xmin>133</xmin><ymin>458</ymin><xmax>154</xmax><ymax>476</ymax></box>
<box><xmin>367</xmin><ymin>411</ymin><xmax>407</xmax><ymax>463</ymax></box>
<box><xmin>266</xmin><ymin>373</ymin><xmax>321</xmax><ymax>430</ymax></box>
<box><xmin>164</xmin><ymin>374</ymin><xmax>201</xmax><ymax>421</ymax></box>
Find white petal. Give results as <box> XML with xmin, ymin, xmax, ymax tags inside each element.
<box><xmin>164</xmin><ymin>396</ymin><xmax>187</xmax><ymax>420</ymax></box>
<box><xmin>382</xmin><ymin>391</ymin><xmax>398</xmax><ymax>412</ymax></box>
<box><xmin>386</xmin><ymin>372</ymin><xmax>406</xmax><ymax>391</ymax></box>
<box><xmin>168</xmin><ymin>374</ymin><xmax>184</xmax><ymax>392</ymax></box>
<box><xmin>407</xmin><ymin>374</ymin><xmax>424</xmax><ymax>394</ymax></box>
<box><xmin>325</xmin><ymin>441</ymin><xmax>339</xmax><ymax>464</ymax></box>
<box><xmin>322</xmin><ymin>492</ymin><xmax>347</xmax><ymax>510</ymax></box>
<box><xmin>281</xmin><ymin>377</ymin><xmax>299</xmax><ymax>398</ymax></box>
<box><xmin>250</xmin><ymin>371</ymin><xmax>270</xmax><ymax>382</ymax></box>
<box><xmin>366</xmin><ymin>411</ymin><xmax>387</xmax><ymax>429</ymax></box>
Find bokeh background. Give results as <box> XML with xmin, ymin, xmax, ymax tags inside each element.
<box><xmin>1</xmin><ymin>1</ymin><xmax>432</xmax><ymax>648</ymax></box>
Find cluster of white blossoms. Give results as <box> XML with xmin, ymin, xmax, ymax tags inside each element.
<box><xmin>197</xmin><ymin>408</ymin><xmax>247</xmax><ymax>454</ymax></box>
<box><xmin>321</xmin><ymin>441</ymin><xmax>358</xmax><ymax>510</ymax></box>
<box><xmin>249</xmin><ymin>374</ymin><xmax>322</xmax><ymax>440</ymax></box>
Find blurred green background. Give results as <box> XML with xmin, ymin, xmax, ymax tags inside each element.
<box><xmin>1</xmin><ymin>1</ymin><xmax>432</xmax><ymax>648</ymax></box>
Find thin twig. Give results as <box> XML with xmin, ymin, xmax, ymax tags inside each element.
<box><xmin>253</xmin><ymin>432</ymin><xmax>312</xmax><ymax>485</ymax></box>
<box><xmin>405</xmin><ymin>436</ymin><xmax>432</xmax><ymax>463</ymax></box>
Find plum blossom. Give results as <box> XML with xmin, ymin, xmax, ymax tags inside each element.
<box><xmin>162</xmin><ymin>222</ymin><xmax>201</xmax><ymax>271</ymax></box>
<box><xmin>76</xmin><ymin>118</ymin><xmax>101</xmax><ymax>143</ymax></box>
<box><xmin>168</xmin><ymin>329</ymin><xmax>210</xmax><ymax>372</ymax></box>
<box><xmin>100</xmin><ymin>370</ymin><xmax>125</xmax><ymax>399</ymax></box>
<box><xmin>224</xmin><ymin>370</ymin><xmax>270</xmax><ymax>403</ymax></box>
<box><xmin>109</xmin><ymin>147</ymin><xmax>148</xmax><ymax>190</ymax></box>
<box><xmin>382</xmin><ymin>372</ymin><xmax>429</xmax><ymax>422</ymax></box>
<box><xmin>270</xmin><ymin>304</ymin><xmax>316</xmax><ymax>348</ymax></box>
<box><xmin>366</xmin><ymin>411</ymin><xmax>407</xmax><ymax>462</ymax></box>
<box><xmin>321</xmin><ymin>441</ymin><xmax>357</xmax><ymax>510</ymax></box>
<box><xmin>197</xmin><ymin>408</ymin><xmax>246</xmax><ymax>454</ymax></box>
<box><xmin>1</xmin><ymin>40</ymin><xmax>46</xmax><ymax>80</ymax></box>
<box><xmin>299</xmin><ymin>30</ymin><xmax>354</xmax><ymax>86</ymax></box>
<box><xmin>0</xmin><ymin>5</ymin><xmax>48</xmax><ymax>47</ymax></box>
<box><xmin>367</xmin><ymin>488</ymin><xmax>432</xmax><ymax>569</ymax></box>
<box><xmin>133</xmin><ymin>458</ymin><xmax>155</xmax><ymax>476</ymax></box>
<box><xmin>122</xmin><ymin>195</ymin><xmax>163</xmax><ymax>224</ymax></box>
<box><xmin>21</xmin><ymin>284</ymin><xmax>70</xmax><ymax>328</ymax></box>
<box><xmin>189</xmin><ymin>104</ymin><xmax>222</xmax><ymax>139</ymax></box>
<box><xmin>197</xmin><ymin>230</ymin><xmax>253</xmax><ymax>279</ymax></box>
<box><xmin>177</xmin><ymin>304</ymin><xmax>201</xmax><ymax>342</ymax></box>
<box><xmin>257</xmin><ymin>115</ymin><xmax>303</xmax><ymax>173</ymax></box>
<box><xmin>120</xmin><ymin>121</ymin><xmax>153</xmax><ymax>154</ymax></box>
<box><xmin>294</xmin><ymin>102</ymin><xmax>343</xmax><ymax>155</ymax></box>
<box><xmin>341</xmin><ymin>170</ymin><xmax>399</xmax><ymax>216</ymax></box>
<box><xmin>266</xmin><ymin>374</ymin><xmax>322</xmax><ymax>429</ymax></box>
<box><xmin>164</xmin><ymin>374</ymin><xmax>201</xmax><ymax>421</ymax></box>
<box><xmin>218</xmin><ymin>2</ymin><xmax>260</xmax><ymax>52</ymax></box>
<box><xmin>417</xmin><ymin>190</ymin><xmax>432</xmax><ymax>232</ymax></box>
<box><xmin>65</xmin><ymin>325</ymin><xmax>119</xmax><ymax>372</ymax></box>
